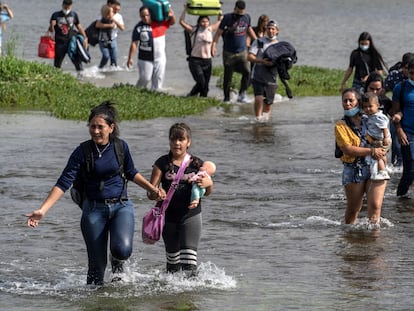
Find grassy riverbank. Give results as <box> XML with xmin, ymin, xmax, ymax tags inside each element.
<box><xmin>213</xmin><ymin>65</ymin><xmax>346</xmax><ymax>98</ymax></box>
<box><xmin>0</xmin><ymin>56</ymin><xmax>218</xmax><ymax>120</ymax></box>
<box><xmin>0</xmin><ymin>56</ymin><xmax>346</xmax><ymax>120</ymax></box>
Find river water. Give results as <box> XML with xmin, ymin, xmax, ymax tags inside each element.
<box><xmin>2</xmin><ymin>0</ymin><xmax>414</xmax><ymax>310</ymax></box>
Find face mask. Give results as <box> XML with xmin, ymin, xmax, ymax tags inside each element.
<box><xmin>408</xmin><ymin>79</ymin><xmax>414</xmax><ymax>86</ymax></box>
<box><xmin>344</xmin><ymin>106</ymin><xmax>360</xmax><ymax>117</ymax></box>
<box><xmin>359</xmin><ymin>44</ymin><xmax>369</xmax><ymax>51</ymax></box>
<box><xmin>62</xmin><ymin>9</ymin><xmax>71</xmax><ymax>15</ymax></box>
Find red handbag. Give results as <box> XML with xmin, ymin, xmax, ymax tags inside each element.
<box><xmin>38</xmin><ymin>36</ymin><xmax>55</xmax><ymax>59</ymax></box>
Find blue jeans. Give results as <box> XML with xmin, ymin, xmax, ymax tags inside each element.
<box><xmin>397</xmin><ymin>132</ymin><xmax>414</xmax><ymax>196</ymax></box>
<box><xmin>80</xmin><ymin>198</ymin><xmax>134</xmax><ymax>285</ymax></box>
<box><xmin>390</xmin><ymin>122</ymin><xmax>402</xmax><ymax>165</ymax></box>
<box><xmin>98</xmin><ymin>38</ymin><xmax>118</xmax><ymax>68</ymax></box>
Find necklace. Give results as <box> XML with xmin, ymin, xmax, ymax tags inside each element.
<box><xmin>95</xmin><ymin>142</ymin><xmax>110</xmax><ymax>158</ymax></box>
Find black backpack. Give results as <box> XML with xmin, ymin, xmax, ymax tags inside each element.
<box><xmin>85</xmin><ymin>20</ymin><xmax>99</xmax><ymax>47</ymax></box>
<box><xmin>70</xmin><ymin>138</ymin><xmax>126</xmax><ymax>209</ymax></box>
<box><xmin>184</xmin><ymin>26</ymin><xmax>199</xmax><ymax>61</ymax></box>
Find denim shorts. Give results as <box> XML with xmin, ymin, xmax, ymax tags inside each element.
<box><xmin>342</xmin><ymin>163</ymin><xmax>370</xmax><ymax>186</ymax></box>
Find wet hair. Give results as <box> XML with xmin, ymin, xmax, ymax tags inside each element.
<box><xmin>364</xmin><ymin>72</ymin><xmax>383</xmax><ymax>90</ymax></box>
<box><xmin>169</xmin><ymin>123</ymin><xmax>192</xmax><ymax>142</ymax></box>
<box><xmin>88</xmin><ymin>101</ymin><xmax>120</xmax><ymax>138</ymax></box>
<box><xmin>197</xmin><ymin>15</ymin><xmax>210</xmax><ymax>25</ymax></box>
<box><xmin>357</xmin><ymin>32</ymin><xmax>387</xmax><ymax>71</ymax></box>
<box><xmin>361</xmin><ymin>91</ymin><xmax>379</xmax><ymax>106</ymax></box>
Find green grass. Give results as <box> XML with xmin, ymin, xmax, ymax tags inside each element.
<box><xmin>0</xmin><ymin>56</ymin><xmax>348</xmax><ymax>120</ymax></box>
<box><xmin>0</xmin><ymin>56</ymin><xmax>220</xmax><ymax>120</ymax></box>
<box><xmin>212</xmin><ymin>65</ymin><xmax>348</xmax><ymax>97</ymax></box>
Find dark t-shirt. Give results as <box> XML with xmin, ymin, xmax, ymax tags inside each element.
<box><xmin>349</xmin><ymin>49</ymin><xmax>383</xmax><ymax>81</ymax></box>
<box><xmin>51</xmin><ymin>10</ymin><xmax>80</xmax><ymax>43</ymax></box>
<box><xmin>154</xmin><ymin>154</ymin><xmax>203</xmax><ymax>222</ymax></box>
<box><xmin>131</xmin><ymin>21</ymin><xmax>154</xmax><ymax>61</ymax></box>
<box><xmin>219</xmin><ymin>13</ymin><xmax>251</xmax><ymax>53</ymax></box>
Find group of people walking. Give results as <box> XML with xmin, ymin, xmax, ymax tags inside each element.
<box><xmin>336</xmin><ymin>31</ymin><xmax>414</xmax><ymax>225</ymax></box>
<box><xmin>22</xmin><ymin>0</ymin><xmax>414</xmax><ymax>287</ymax></box>
<box><xmin>46</xmin><ymin>0</ymin><xmax>285</xmax><ymax>122</ymax></box>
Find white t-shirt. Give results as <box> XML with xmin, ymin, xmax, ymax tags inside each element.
<box><xmin>112</xmin><ymin>13</ymin><xmax>124</xmax><ymax>39</ymax></box>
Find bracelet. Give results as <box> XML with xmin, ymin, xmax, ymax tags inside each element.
<box><xmin>371</xmin><ymin>148</ymin><xmax>375</xmax><ymax>157</ymax></box>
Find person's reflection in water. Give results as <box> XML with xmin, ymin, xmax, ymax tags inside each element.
<box><xmin>338</xmin><ymin>228</ymin><xmax>390</xmax><ymax>290</ymax></box>
<box><xmin>252</xmin><ymin>123</ymin><xmax>274</xmax><ymax>143</ymax></box>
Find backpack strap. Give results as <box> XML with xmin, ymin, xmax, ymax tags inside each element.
<box><xmin>400</xmin><ymin>79</ymin><xmax>406</xmax><ymax>112</ymax></box>
<box><xmin>112</xmin><ymin>137</ymin><xmax>125</xmax><ymax>179</ymax></box>
<box><xmin>80</xmin><ymin>138</ymin><xmax>126</xmax><ymax>187</ymax></box>
<box><xmin>80</xmin><ymin>140</ymin><xmax>94</xmax><ymax>174</ymax></box>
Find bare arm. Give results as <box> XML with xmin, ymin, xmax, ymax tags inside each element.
<box><xmin>168</xmin><ymin>8</ymin><xmax>176</xmax><ymax>26</ymax></box>
<box><xmin>2</xmin><ymin>4</ymin><xmax>13</xmax><ymax>19</ymax></box>
<box><xmin>391</xmin><ymin>99</ymin><xmax>409</xmax><ymax>145</ymax></box>
<box><xmin>76</xmin><ymin>23</ymin><xmax>89</xmax><ymax>46</ymax></box>
<box><xmin>127</xmin><ymin>40</ymin><xmax>138</xmax><ymax>68</ymax></box>
<box><xmin>147</xmin><ymin>165</ymin><xmax>163</xmax><ymax>200</ymax></box>
<box><xmin>341</xmin><ymin>144</ymin><xmax>385</xmax><ymax>160</ymax></box>
<box><xmin>96</xmin><ymin>20</ymin><xmax>115</xmax><ymax>29</ymax></box>
<box><xmin>248</xmin><ymin>49</ymin><xmax>272</xmax><ymax>66</ymax></box>
<box><xmin>48</xmin><ymin>20</ymin><xmax>56</xmax><ymax>33</ymax></box>
<box><xmin>340</xmin><ymin>67</ymin><xmax>353</xmax><ymax>92</ymax></box>
<box><xmin>211</xmin><ymin>28</ymin><xmax>223</xmax><ymax>57</ymax></box>
<box><xmin>26</xmin><ymin>186</ymin><xmax>65</xmax><ymax>228</ymax></box>
<box><xmin>210</xmin><ymin>13</ymin><xmax>224</xmax><ymax>32</ymax></box>
<box><xmin>132</xmin><ymin>172</ymin><xmax>164</xmax><ymax>199</ymax></box>
<box><xmin>179</xmin><ymin>6</ymin><xmax>192</xmax><ymax>32</ymax></box>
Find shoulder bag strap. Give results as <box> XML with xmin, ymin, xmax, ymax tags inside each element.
<box><xmin>359</xmin><ymin>51</ymin><xmax>370</xmax><ymax>76</ymax></box>
<box><xmin>160</xmin><ymin>153</ymin><xmax>191</xmax><ymax>213</ymax></box>
<box><xmin>400</xmin><ymin>79</ymin><xmax>406</xmax><ymax>111</ymax></box>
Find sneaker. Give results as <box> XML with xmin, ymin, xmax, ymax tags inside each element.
<box><xmin>110</xmin><ymin>254</ymin><xmax>124</xmax><ymax>274</ymax></box>
<box><xmin>223</xmin><ymin>97</ymin><xmax>231</xmax><ymax>103</ymax></box>
<box><xmin>255</xmin><ymin>116</ymin><xmax>264</xmax><ymax>123</ymax></box>
<box><xmin>76</xmin><ymin>71</ymin><xmax>84</xmax><ymax>80</ymax></box>
<box><xmin>372</xmin><ymin>170</ymin><xmax>390</xmax><ymax>181</ymax></box>
<box><xmin>398</xmin><ymin>193</ymin><xmax>411</xmax><ymax>200</ymax></box>
<box><xmin>237</xmin><ymin>93</ymin><xmax>251</xmax><ymax>104</ymax></box>
<box><xmin>110</xmin><ymin>255</ymin><xmax>124</xmax><ymax>282</ymax></box>
<box><xmin>262</xmin><ymin>112</ymin><xmax>270</xmax><ymax>122</ymax></box>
